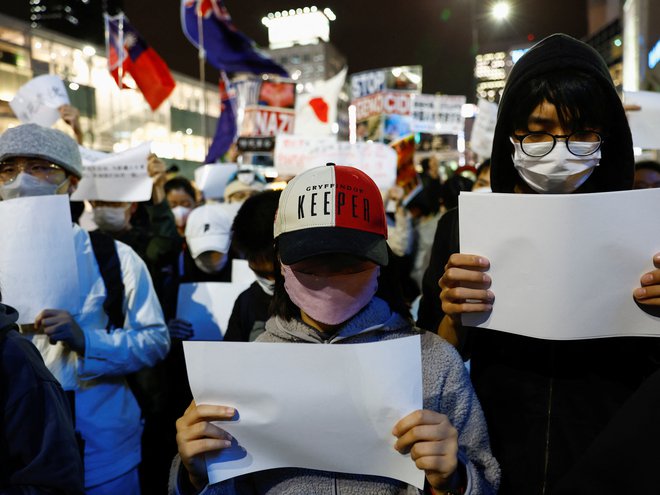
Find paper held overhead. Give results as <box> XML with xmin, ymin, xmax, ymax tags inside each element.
<box><xmin>71</xmin><ymin>142</ymin><xmax>153</xmax><ymax>202</ymax></box>
<box><xmin>9</xmin><ymin>75</ymin><xmax>70</xmax><ymax>127</ymax></box>
<box><xmin>459</xmin><ymin>189</ymin><xmax>660</xmax><ymax>339</ymax></box>
<box><xmin>623</xmin><ymin>91</ymin><xmax>660</xmax><ymax>150</ymax></box>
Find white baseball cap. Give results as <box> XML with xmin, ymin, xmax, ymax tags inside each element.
<box><xmin>184</xmin><ymin>203</ymin><xmax>241</xmax><ymax>258</ymax></box>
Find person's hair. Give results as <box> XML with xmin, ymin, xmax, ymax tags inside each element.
<box><xmin>164</xmin><ymin>176</ymin><xmax>197</xmax><ymax>202</ymax></box>
<box><xmin>231</xmin><ymin>190</ymin><xmax>281</xmax><ymax>261</ymax></box>
<box><xmin>270</xmin><ymin>245</ymin><xmax>411</xmax><ymax>322</ymax></box>
<box><xmin>635</xmin><ymin>160</ymin><xmax>660</xmax><ymax>175</ymax></box>
<box><xmin>440</xmin><ymin>175</ymin><xmax>474</xmax><ymax>210</ymax></box>
<box><xmin>510</xmin><ymin>69</ymin><xmax>608</xmax><ymax>135</ymax></box>
<box><xmin>475</xmin><ymin>159</ymin><xmax>491</xmax><ymax>178</ymax></box>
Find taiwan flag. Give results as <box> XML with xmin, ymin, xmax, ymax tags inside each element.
<box><xmin>181</xmin><ymin>0</ymin><xmax>288</xmax><ymax>77</ymax></box>
<box><xmin>105</xmin><ymin>13</ymin><xmax>176</xmax><ymax>111</ymax></box>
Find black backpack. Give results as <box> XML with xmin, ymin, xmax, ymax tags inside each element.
<box><xmin>88</xmin><ymin>230</ymin><xmax>165</xmax><ymax>416</ymax></box>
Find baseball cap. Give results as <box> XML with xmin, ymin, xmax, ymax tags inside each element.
<box><xmin>0</xmin><ymin>123</ymin><xmax>83</xmax><ymax>178</ymax></box>
<box><xmin>185</xmin><ymin>203</ymin><xmax>241</xmax><ymax>258</ymax></box>
<box><xmin>223</xmin><ymin>169</ymin><xmax>266</xmax><ymax>202</ymax></box>
<box><xmin>274</xmin><ymin>164</ymin><xmax>388</xmax><ymax>266</ymax></box>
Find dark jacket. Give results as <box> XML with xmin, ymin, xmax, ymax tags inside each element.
<box><xmin>223</xmin><ymin>282</ymin><xmax>272</xmax><ymax>342</ymax></box>
<box><xmin>418</xmin><ymin>34</ymin><xmax>659</xmax><ymax>495</ymax></box>
<box><xmin>0</xmin><ymin>304</ymin><xmax>84</xmax><ymax>494</ymax></box>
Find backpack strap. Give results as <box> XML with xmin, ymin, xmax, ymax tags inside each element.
<box><xmin>88</xmin><ymin>230</ymin><xmax>126</xmax><ymax>330</ymax></box>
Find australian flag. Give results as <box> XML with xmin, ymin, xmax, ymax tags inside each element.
<box><xmin>205</xmin><ymin>75</ymin><xmax>237</xmax><ymax>163</ymax></box>
<box><xmin>105</xmin><ymin>13</ymin><xmax>176</xmax><ymax>111</ymax></box>
<box><xmin>181</xmin><ymin>0</ymin><xmax>288</xmax><ymax>76</ymax></box>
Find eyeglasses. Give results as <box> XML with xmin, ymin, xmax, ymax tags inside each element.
<box><xmin>0</xmin><ymin>159</ymin><xmax>66</xmax><ymax>184</ymax></box>
<box><xmin>512</xmin><ymin>130</ymin><xmax>604</xmax><ymax>157</ymax></box>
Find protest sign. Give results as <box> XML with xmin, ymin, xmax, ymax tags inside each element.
<box><xmin>71</xmin><ymin>142</ymin><xmax>152</xmax><ymax>202</ymax></box>
<box><xmin>623</xmin><ymin>91</ymin><xmax>660</xmax><ymax>149</ymax></box>
<box><xmin>411</xmin><ymin>94</ymin><xmax>466</xmax><ymax>134</ymax></box>
<box><xmin>470</xmin><ymin>98</ymin><xmax>498</xmax><ymax>158</ymax></box>
<box><xmin>10</xmin><ymin>75</ymin><xmax>70</xmax><ymax>127</ymax></box>
<box><xmin>194</xmin><ymin>163</ymin><xmax>239</xmax><ymax>200</ymax></box>
<box><xmin>0</xmin><ymin>195</ymin><xmax>79</xmax><ymax>324</ymax></box>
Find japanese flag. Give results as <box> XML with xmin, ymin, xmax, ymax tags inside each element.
<box><xmin>294</xmin><ymin>67</ymin><xmax>347</xmax><ymax>137</ymax></box>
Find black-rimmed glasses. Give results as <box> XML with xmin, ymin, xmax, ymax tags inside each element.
<box><xmin>512</xmin><ymin>131</ymin><xmax>604</xmax><ymax>157</ymax></box>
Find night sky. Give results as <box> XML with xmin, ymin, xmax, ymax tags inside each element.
<box><xmin>1</xmin><ymin>1</ymin><xmax>589</xmax><ymax>98</ymax></box>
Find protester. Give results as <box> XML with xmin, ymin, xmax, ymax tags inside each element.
<box><xmin>90</xmin><ymin>153</ymin><xmax>182</xmax><ymax>300</ymax></box>
<box><xmin>0</xmin><ymin>123</ymin><xmax>170</xmax><ymax>494</ymax></box>
<box><xmin>472</xmin><ymin>160</ymin><xmax>491</xmax><ymax>192</ymax></box>
<box><xmin>165</xmin><ymin>176</ymin><xmax>199</xmax><ymax>236</ymax></box>
<box><xmin>0</xmin><ymin>301</ymin><xmax>85</xmax><ymax>495</ymax></box>
<box><xmin>170</xmin><ymin>164</ymin><xmax>500</xmax><ymax>495</ymax></box>
<box><xmin>223</xmin><ymin>190</ymin><xmax>281</xmax><ymax>342</ymax></box>
<box><xmin>418</xmin><ymin>33</ymin><xmax>660</xmax><ymax>494</ymax></box>
<box><xmin>223</xmin><ymin>168</ymin><xmax>266</xmax><ymax>203</ymax></box>
<box><xmin>633</xmin><ymin>160</ymin><xmax>660</xmax><ymax>189</ymax></box>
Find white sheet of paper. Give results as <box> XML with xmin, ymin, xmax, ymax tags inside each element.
<box><xmin>194</xmin><ymin>164</ymin><xmax>239</xmax><ymax>200</ymax></box>
<box><xmin>231</xmin><ymin>259</ymin><xmax>256</xmax><ymax>286</ymax></box>
<box><xmin>470</xmin><ymin>98</ymin><xmax>498</xmax><ymax>159</ymax></box>
<box><xmin>9</xmin><ymin>75</ymin><xmax>70</xmax><ymax>127</ymax></box>
<box><xmin>0</xmin><ymin>196</ymin><xmax>80</xmax><ymax>323</ymax></box>
<box><xmin>177</xmin><ymin>278</ymin><xmax>253</xmax><ymax>341</ymax></box>
<box><xmin>183</xmin><ymin>336</ymin><xmax>424</xmax><ymax>488</ymax></box>
<box><xmin>623</xmin><ymin>91</ymin><xmax>660</xmax><ymax>149</ymax></box>
<box><xmin>78</xmin><ymin>146</ymin><xmax>109</xmax><ymax>166</ymax></box>
<box><xmin>459</xmin><ymin>190</ymin><xmax>660</xmax><ymax>339</ymax></box>
<box><xmin>71</xmin><ymin>142</ymin><xmax>152</xmax><ymax>202</ymax></box>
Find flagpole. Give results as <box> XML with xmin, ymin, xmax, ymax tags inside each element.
<box><xmin>117</xmin><ymin>13</ymin><xmax>126</xmax><ymax>141</ymax></box>
<box><xmin>196</xmin><ymin>1</ymin><xmax>208</xmax><ymax>154</ymax></box>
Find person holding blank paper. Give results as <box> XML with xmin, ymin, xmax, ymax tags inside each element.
<box><xmin>418</xmin><ymin>33</ymin><xmax>660</xmax><ymax>494</ymax></box>
<box><xmin>170</xmin><ymin>164</ymin><xmax>500</xmax><ymax>495</ymax></box>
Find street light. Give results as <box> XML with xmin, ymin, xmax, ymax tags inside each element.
<box><xmin>491</xmin><ymin>1</ymin><xmax>511</xmax><ymax>21</ymax></box>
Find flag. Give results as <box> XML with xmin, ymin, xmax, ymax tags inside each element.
<box><xmin>181</xmin><ymin>0</ymin><xmax>288</xmax><ymax>76</ymax></box>
<box><xmin>294</xmin><ymin>67</ymin><xmax>347</xmax><ymax>137</ymax></box>
<box><xmin>205</xmin><ymin>73</ymin><xmax>237</xmax><ymax>163</ymax></box>
<box><xmin>105</xmin><ymin>13</ymin><xmax>176</xmax><ymax>111</ymax></box>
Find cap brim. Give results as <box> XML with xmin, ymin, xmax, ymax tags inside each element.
<box><xmin>278</xmin><ymin>227</ymin><xmax>389</xmax><ymax>266</ymax></box>
<box><xmin>188</xmin><ymin>234</ymin><xmax>230</xmax><ymax>259</ymax></box>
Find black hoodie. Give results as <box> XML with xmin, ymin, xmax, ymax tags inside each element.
<box><xmin>418</xmin><ymin>34</ymin><xmax>659</xmax><ymax>495</ymax></box>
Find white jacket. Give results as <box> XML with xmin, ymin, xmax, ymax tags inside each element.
<box><xmin>31</xmin><ymin>224</ymin><xmax>170</xmax><ymax>488</ymax></box>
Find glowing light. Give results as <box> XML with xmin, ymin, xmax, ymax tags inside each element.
<box><xmin>491</xmin><ymin>2</ymin><xmax>511</xmax><ymax>21</ymax></box>
<box><xmin>82</xmin><ymin>45</ymin><xmax>95</xmax><ymax>57</ymax></box>
<box><xmin>68</xmin><ymin>82</ymin><xmax>79</xmax><ymax>90</ymax></box>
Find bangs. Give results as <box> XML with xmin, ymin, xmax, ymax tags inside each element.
<box><xmin>511</xmin><ymin>69</ymin><xmax>607</xmax><ymax>133</ymax></box>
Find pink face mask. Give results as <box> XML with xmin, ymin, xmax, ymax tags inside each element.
<box><xmin>281</xmin><ymin>263</ymin><xmax>380</xmax><ymax>326</ymax></box>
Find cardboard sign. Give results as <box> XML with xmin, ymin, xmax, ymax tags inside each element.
<box><xmin>10</xmin><ymin>75</ymin><xmax>70</xmax><ymax>127</ymax></box>
<box><xmin>71</xmin><ymin>142</ymin><xmax>152</xmax><ymax>202</ymax></box>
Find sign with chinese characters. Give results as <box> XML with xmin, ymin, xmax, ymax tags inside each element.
<box><xmin>9</xmin><ymin>75</ymin><xmax>70</xmax><ymax>127</ymax></box>
<box><xmin>71</xmin><ymin>142</ymin><xmax>153</xmax><ymax>202</ymax></box>
<box><xmin>411</xmin><ymin>94</ymin><xmax>466</xmax><ymax>135</ymax></box>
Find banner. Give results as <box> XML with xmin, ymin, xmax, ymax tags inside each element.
<box><xmin>9</xmin><ymin>75</ymin><xmax>70</xmax><ymax>127</ymax></box>
<box><xmin>350</xmin><ymin>66</ymin><xmax>422</xmax><ymax>144</ymax></box>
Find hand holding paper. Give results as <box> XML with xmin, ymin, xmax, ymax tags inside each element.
<box><xmin>176</xmin><ymin>401</ymin><xmax>235</xmax><ymax>492</ymax></box>
<box><xmin>439</xmin><ymin>253</ymin><xmax>493</xmax><ymax>323</ymax></box>
<box><xmin>634</xmin><ymin>253</ymin><xmax>660</xmax><ymax>306</ymax></box>
<box><xmin>35</xmin><ymin>309</ymin><xmax>86</xmax><ymax>354</ymax></box>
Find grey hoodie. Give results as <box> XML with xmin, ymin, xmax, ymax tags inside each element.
<box><xmin>169</xmin><ymin>298</ymin><xmax>500</xmax><ymax>494</ymax></box>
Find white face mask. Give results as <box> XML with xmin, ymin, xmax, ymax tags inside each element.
<box><xmin>511</xmin><ymin>138</ymin><xmax>601</xmax><ymax>194</ymax></box>
<box><xmin>93</xmin><ymin>206</ymin><xmax>130</xmax><ymax>232</ymax></box>
<box><xmin>0</xmin><ymin>172</ymin><xmax>67</xmax><ymax>200</ymax></box>
<box><xmin>171</xmin><ymin>205</ymin><xmax>192</xmax><ymax>228</ymax></box>
<box><xmin>194</xmin><ymin>252</ymin><xmax>228</xmax><ymax>274</ymax></box>
<box><xmin>254</xmin><ymin>275</ymin><xmax>275</xmax><ymax>296</ymax></box>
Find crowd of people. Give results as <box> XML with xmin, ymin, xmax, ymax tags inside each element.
<box><xmin>1</xmin><ymin>32</ymin><xmax>660</xmax><ymax>495</ymax></box>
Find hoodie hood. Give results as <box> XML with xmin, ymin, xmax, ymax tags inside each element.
<box><xmin>491</xmin><ymin>33</ymin><xmax>633</xmax><ymax>193</ymax></box>
<box><xmin>0</xmin><ymin>303</ymin><xmax>19</xmax><ymax>331</ymax></box>
<box><xmin>262</xmin><ymin>297</ymin><xmax>413</xmax><ymax>344</ymax></box>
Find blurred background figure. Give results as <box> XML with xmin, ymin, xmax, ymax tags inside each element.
<box><xmin>223</xmin><ymin>168</ymin><xmax>267</xmax><ymax>203</ymax></box>
<box><xmin>165</xmin><ymin>176</ymin><xmax>199</xmax><ymax>236</ymax></box>
<box><xmin>472</xmin><ymin>159</ymin><xmax>492</xmax><ymax>192</ymax></box>
<box><xmin>633</xmin><ymin>160</ymin><xmax>660</xmax><ymax>189</ymax></box>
